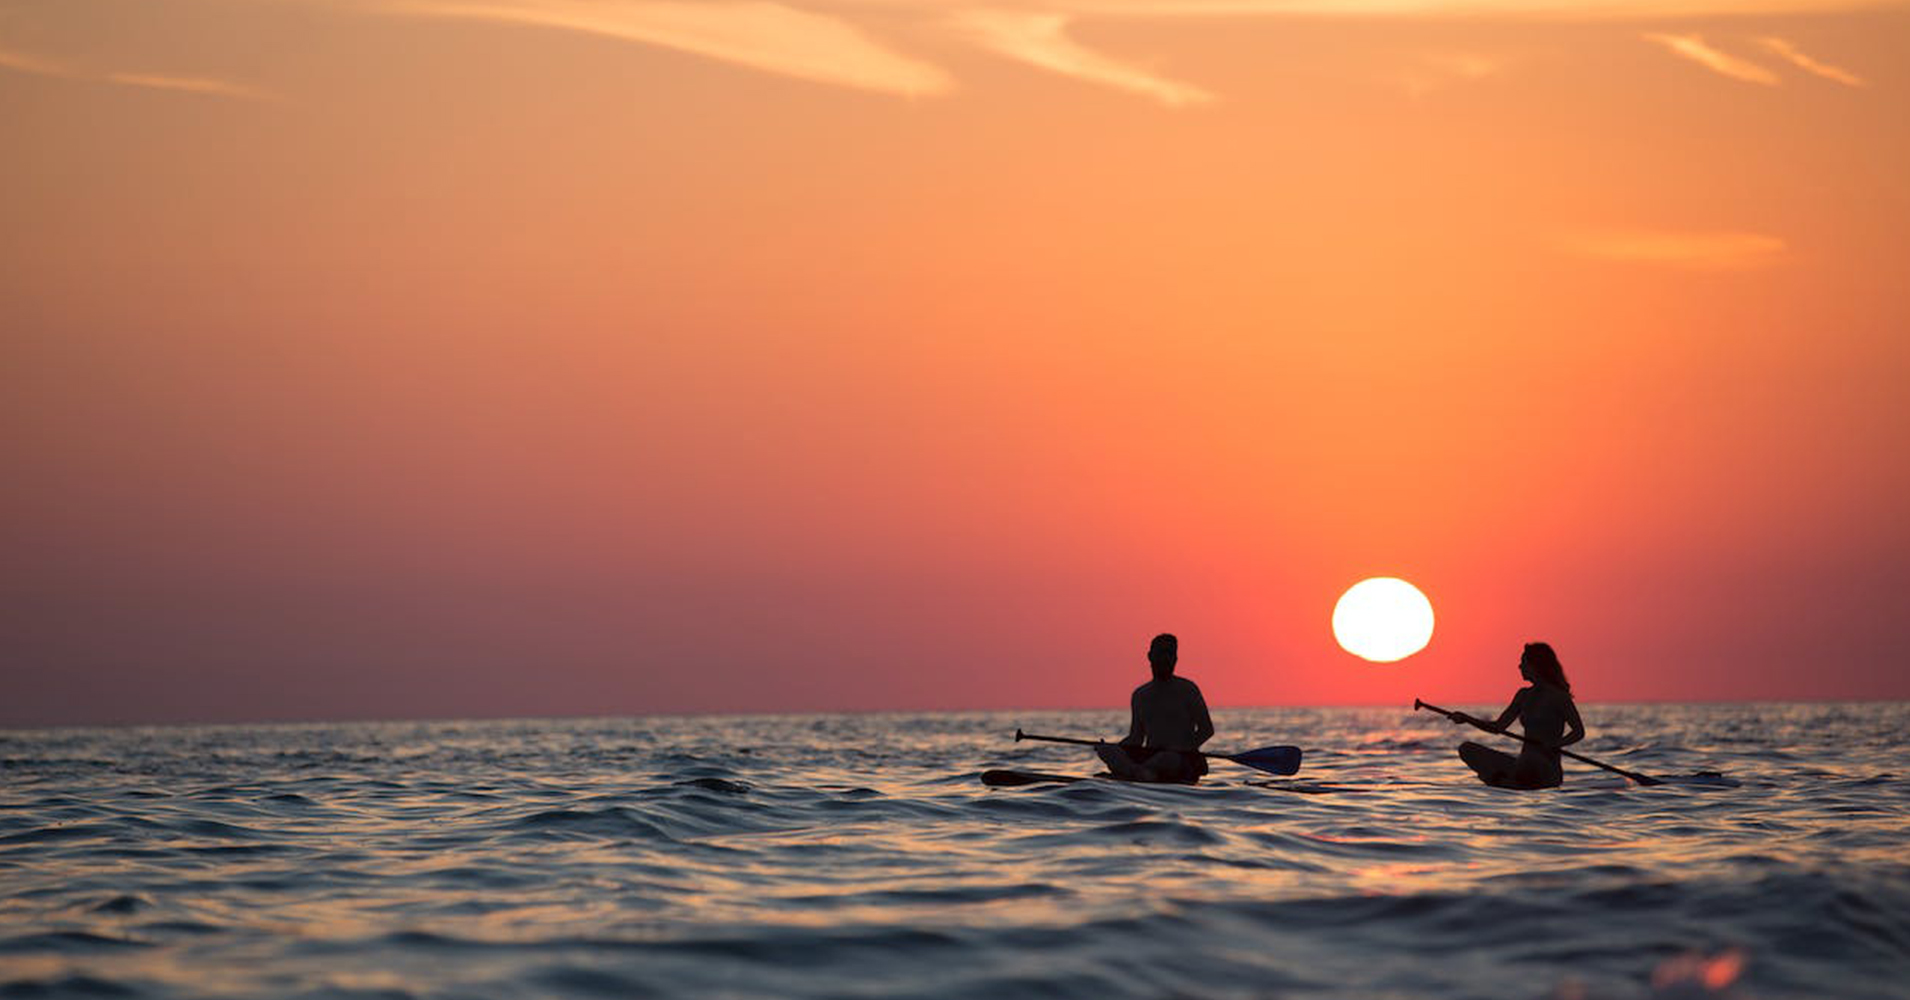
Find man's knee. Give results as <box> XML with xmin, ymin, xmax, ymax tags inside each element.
<box><xmin>1097</xmin><ymin>744</ymin><xmax>1138</xmax><ymax>777</ymax></box>
<box><xmin>1145</xmin><ymin>751</ymin><xmax>1182</xmax><ymax>780</ymax></box>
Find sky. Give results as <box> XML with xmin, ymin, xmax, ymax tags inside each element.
<box><xmin>3</xmin><ymin>0</ymin><xmax>1907</xmax><ymax>727</ymax></box>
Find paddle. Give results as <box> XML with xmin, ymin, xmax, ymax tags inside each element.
<box><xmin>1412</xmin><ymin>699</ymin><xmax>1663</xmax><ymax>786</ymax></box>
<box><xmin>1013</xmin><ymin>728</ymin><xmax>1303</xmax><ymax>776</ymax></box>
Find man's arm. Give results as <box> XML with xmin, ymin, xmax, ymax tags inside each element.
<box><xmin>1121</xmin><ymin>688</ymin><xmax>1145</xmax><ymax>746</ymax></box>
<box><xmin>1188</xmin><ymin>684</ymin><xmax>1214</xmax><ymax>750</ymax></box>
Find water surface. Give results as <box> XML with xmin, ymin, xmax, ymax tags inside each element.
<box><xmin>2</xmin><ymin>704</ymin><xmax>1906</xmax><ymax>998</ymax></box>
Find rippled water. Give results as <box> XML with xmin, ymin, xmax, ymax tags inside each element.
<box><xmin>3</xmin><ymin>704</ymin><xmax>1906</xmax><ymax>999</ymax></box>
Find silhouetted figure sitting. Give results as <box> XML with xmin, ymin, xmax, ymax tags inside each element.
<box><xmin>1097</xmin><ymin>633</ymin><xmax>1215</xmax><ymax>783</ymax></box>
<box><xmin>1451</xmin><ymin>642</ymin><xmax>1585</xmax><ymax>789</ymax></box>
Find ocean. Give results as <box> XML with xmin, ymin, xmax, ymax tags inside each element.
<box><xmin>2</xmin><ymin>703</ymin><xmax>1905</xmax><ymax>999</ymax></box>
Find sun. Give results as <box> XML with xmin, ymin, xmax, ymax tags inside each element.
<box><xmin>1332</xmin><ymin>577</ymin><xmax>1435</xmax><ymax>662</ymax></box>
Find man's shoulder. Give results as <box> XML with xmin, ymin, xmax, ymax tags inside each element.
<box><xmin>1136</xmin><ymin>677</ymin><xmax>1202</xmax><ymax>698</ymax></box>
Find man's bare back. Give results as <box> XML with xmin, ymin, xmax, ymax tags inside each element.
<box><xmin>1127</xmin><ymin>676</ymin><xmax>1213</xmax><ymax>752</ymax></box>
<box><xmin>1098</xmin><ymin>634</ymin><xmax>1215</xmax><ymax>783</ymax></box>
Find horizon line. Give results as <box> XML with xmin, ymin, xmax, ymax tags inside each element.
<box><xmin>6</xmin><ymin>695</ymin><xmax>1905</xmax><ymax>733</ymax></box>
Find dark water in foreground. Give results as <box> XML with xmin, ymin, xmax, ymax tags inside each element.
<box><xmin>2</xmin><ymin>704</ymin><xmax>1906</xmax><ymax>999</ymax></box>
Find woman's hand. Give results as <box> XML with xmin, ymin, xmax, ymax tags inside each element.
<box><xmin>1452</xmin><ymin>712</ymin><xmax>1504</xmax><ymax>734</ymax></box>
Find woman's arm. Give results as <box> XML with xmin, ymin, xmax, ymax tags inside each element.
<box><xmin>1489</xmin><ymin>690</ymin><xmax>1525</xmax><ymax>732</ymax></box>
<box><xmin>1453</xmin><ymin>689</ymin><xmax>1525</xmax><ymax>732</ymax></box>
<box><xmin>1558</xmin><ymin>698</ymin><xmax>1585</xmax><ymax>748</ymax></box>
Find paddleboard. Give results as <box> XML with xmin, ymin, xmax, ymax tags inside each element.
<box><xmin>980</xmin><ymin>769</ymin><xmax>1092</xmax><ymax>786</ymax></box>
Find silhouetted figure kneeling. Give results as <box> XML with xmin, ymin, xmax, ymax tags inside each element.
<box><xmin>1097</xmin><ymin>633</ymin><xmax>1215</xmax><ymax>784</ymax></box>
<box><xmin>1450</xmin><ymin>642</ymin><xmax>1585</xmax><ymax>789</ymax></box>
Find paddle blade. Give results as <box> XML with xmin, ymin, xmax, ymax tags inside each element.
<box><xmin>1226</xmin><ymin>745</ymin><xmax>1303</xmax><ymax>776</ymax></box>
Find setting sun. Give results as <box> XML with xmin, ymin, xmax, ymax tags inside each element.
<box><xmin>1333</xmin><ymin>578</ymin><xmax>1436</xmax><ymax>663</ymax></box>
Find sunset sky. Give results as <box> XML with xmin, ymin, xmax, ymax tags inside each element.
<box><xmin>4</xmin><ymin>0</ymin><xmax>1907</xmax><ymax>726</ymax></box>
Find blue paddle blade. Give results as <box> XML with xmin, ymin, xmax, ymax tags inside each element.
<box><xmin>1226</xmin><ymin>746</ymin><xmax>1302</xmax><ymax>775</ymax></box>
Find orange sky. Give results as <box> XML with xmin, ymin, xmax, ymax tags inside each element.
<box><xmin>3</xmin><ymin>0</ymin><xmax>1907</xmax><ymax>725</ymax></box>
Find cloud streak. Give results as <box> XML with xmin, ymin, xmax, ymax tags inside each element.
<box><xmin>929</xmin><ymin>0</ymin><xmax>1902</xmax><ymax>18</ymax></box>
<box><xmin>0</xmin><ymin>50</ymin><xmax>71</xmax><ymax>78</ymax></box>
<box><xmin>1643</xmin><ymin>33</ymin><xmax>1780</xmax><ymax>85</ymax></box>
<box><xmin>393</xmin><ymin>0</ymin><xmax>953</xmax><ymax>96</ymax></box>
<box><xmin>0</xmin><ymin>48</ymin><xmax>270</xmax><ymax>100</ymax></box>
<box><xmin>13</xmin><ymin>0</ymin><xmax>1878</xmax><ymax>108</ymax></box>
<box><xmin>104</xmin><ymin>72</ymin><xmax>273</xmax><ymax>101</ymax></box>
<box><xmin>1396</xmin><ymin>50</ymin><xmax>1506</xmax><ymax>99</ymax></box>
<box><xmin>1757</xmin><ymin>36</ymin><xmax>1865</xmax><ymax>85</ymax></box>
<box><xmin>953</xmin><ymin>9</ymin><xmax>1212</xmax><ymax>106</ymax></box>
<box><xmin>1558</xmin><ymin>229</ymin><xmax>1788</xmax><ymax>269</ymax></box>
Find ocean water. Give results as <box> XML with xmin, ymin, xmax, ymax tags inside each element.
<box><xmin>2</xmin><ymin>703</ymin><xmax>1906</xmax><ymax>1000</ymax></box>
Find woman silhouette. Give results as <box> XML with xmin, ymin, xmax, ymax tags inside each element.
<box><xmin>1451</xmin><ymin>642</ymin><xmax>1585</xmax><ymax>789</ymax></box>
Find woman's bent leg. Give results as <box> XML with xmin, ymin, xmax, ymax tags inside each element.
<box><xmin>1458</xmin><ymin>741</ymin><xmax>1520</xmax><ymax>787</ymax></box>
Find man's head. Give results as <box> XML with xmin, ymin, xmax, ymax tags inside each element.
<box><xmin>1147</xmin><ymin>633</ymin><xmax>1178</xmax><ymax>679</ymax></box>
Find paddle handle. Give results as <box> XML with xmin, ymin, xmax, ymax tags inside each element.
<box><xmin>1412</xmin><ymin>700</ymin><xmax>1660</xmax><ymax>786</ymax></box>
<box><xmin>1015</xmin><ymin>728</ymin><xmax>1085</xmax><ymax>746</ymax></box>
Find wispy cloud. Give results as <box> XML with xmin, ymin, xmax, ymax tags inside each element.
<box><xmin>104</xmin><ymin>72</ymin><xmax>273</xmax><ymax>101</ymax></box>
<box><xmin>1396</xmin><ymin>50</ymin><xmax>1506</xmax><ymax>99</ymax></box>
<box><xmin>952</xmin><ymin>9</ymin><xmax>1212</xmax><ymax>106</ymax></box>
<box><xmin>392</xmin><ymin>0</ymin><xmax>953</xmax><ymax>97</ymax></box>
<box><xmin>1643</xmin><ymin>33</ymin><xmax>1780</xmax><ymax>85</ymax></box>
<box><xmin>0</xmin><ymin>48</ymin><xmax>271</xmax><ymax>100</ymax></box>
<box><xmin>1756</xmin><ymin>36</ymin><xmax>1865</xmax><ymax>85</ymax></box>
<box><xmin>1558</xmin><ymin>229</ymin><xmax>1788</xmax><ymax>269</ymax></box>
<box><xmin>0</xmin><ymin>49</ymin><xmax>72</xmax><ymax>78</ymax></box>
<box><xmin>985</xmin><ymin>0</ymin><xmax>1900</xmax><ymax>17</ymax></box>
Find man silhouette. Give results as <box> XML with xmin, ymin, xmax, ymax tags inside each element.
<box><xmin>1097</xmin><ymin>633</ymin><xmax>1215</xmax><ymax>783</ymax></box>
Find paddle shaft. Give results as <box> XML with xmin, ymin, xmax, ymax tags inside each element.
<box><xmin>1014</xmin><ymin>729</ymin><xmax>1233</xmax><ymax>764</ymax></box>
<box><xmin>1413</xmin><ymin>699</ymin><xmax>1662</xmax><ymax>786</ymax></box>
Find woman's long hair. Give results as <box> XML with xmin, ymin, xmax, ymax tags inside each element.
<box><xmin>1523</xmin><ymin>642</ymin><xmax>1571</xmax><ymax>694</ymax></box>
